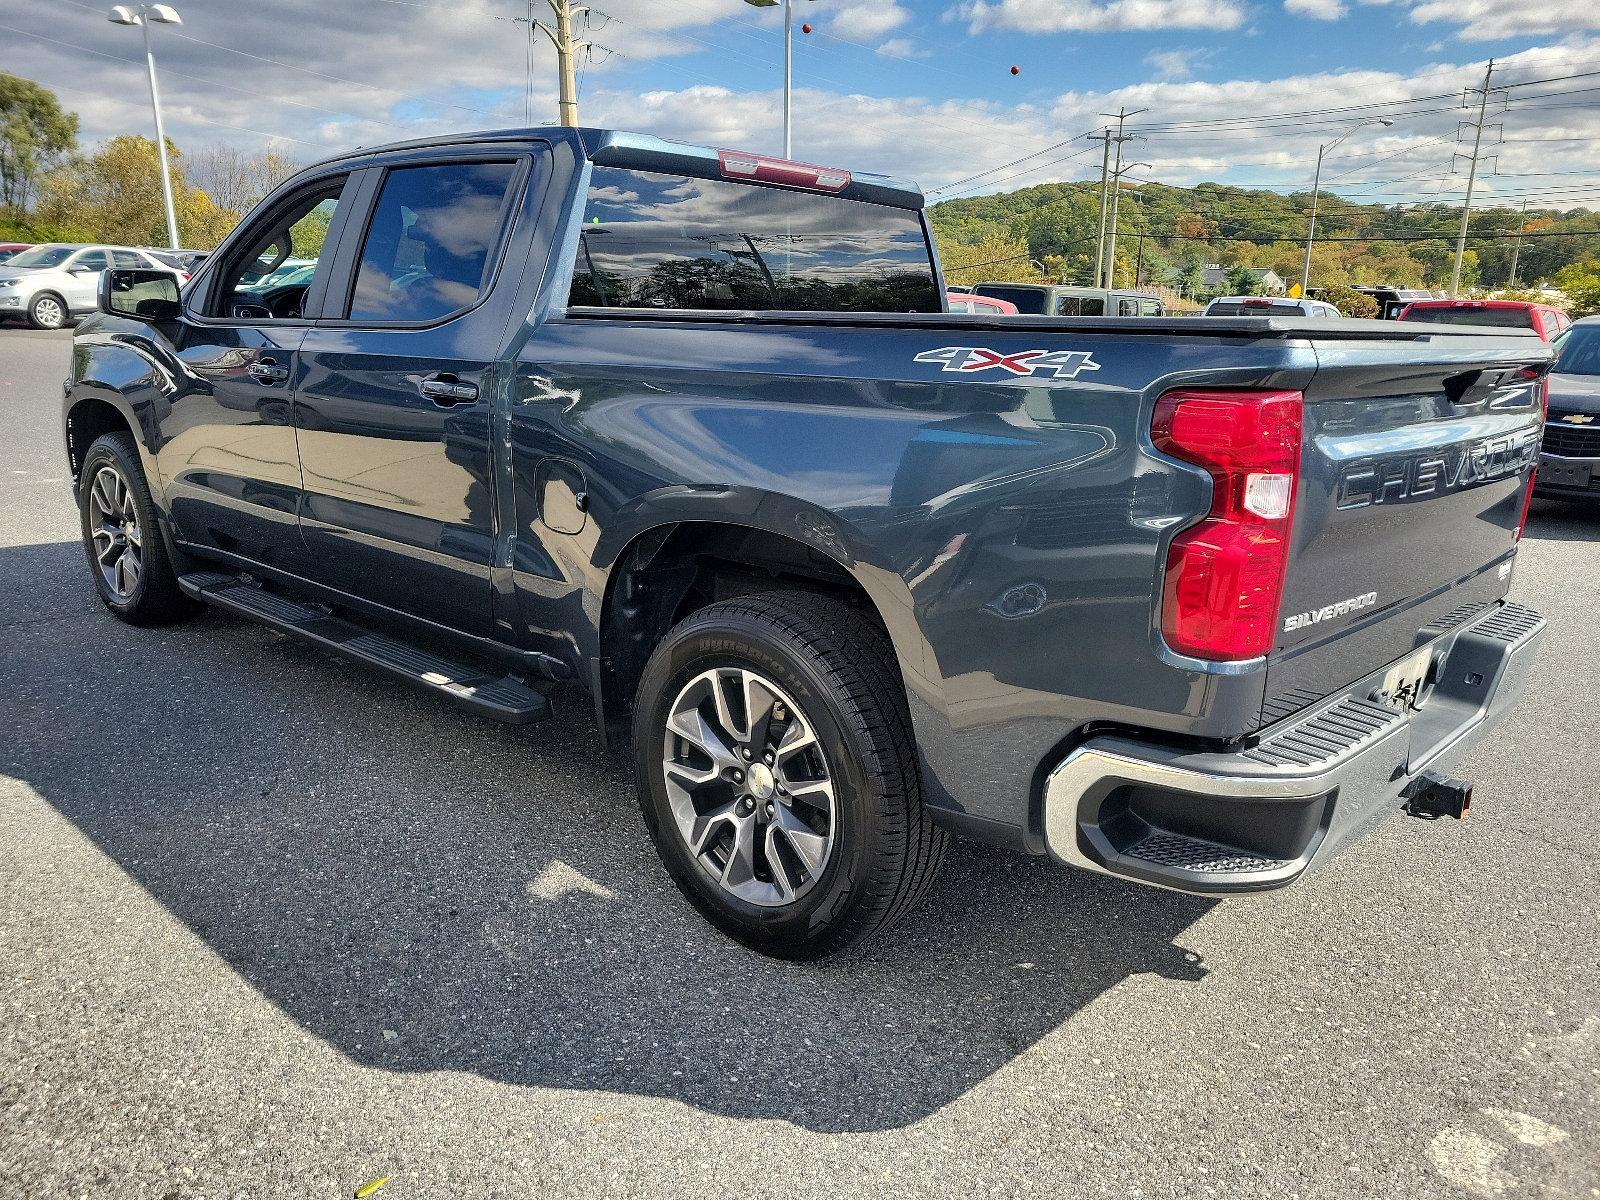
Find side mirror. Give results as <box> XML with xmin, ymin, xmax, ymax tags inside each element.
<box><xmin>99</xmin><ymin>268</ymin><xmax>182</xmax><ymax>322</ymax></box>
<box><xmin>70</xmin><ymin>266</ymin><xmax>98</xmax><ymax>275</ymax></box>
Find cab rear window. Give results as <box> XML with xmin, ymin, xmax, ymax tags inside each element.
<box><xmin>1400</xmin><ymin>306</ymin><xmax>1534</xmax><ymax>328</ymax></box>
<box><xmin>568</xmin><ymin>166</ymin><xmax>940</xmax><ymax>313</ymax></box>
<box><xmin>972</xmin><ymin>286</ymin><xmax>1047</xmax><ymax>314</ymax></box>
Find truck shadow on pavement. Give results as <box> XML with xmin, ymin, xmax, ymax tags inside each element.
<box><xmin>5</xmin><ymin>539</ymin><xmax>1216</xmax><ymax>1134</ymax></box>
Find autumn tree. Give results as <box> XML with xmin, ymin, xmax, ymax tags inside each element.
<box><xmin>936</xmin><ymin>230</ymin><xmax>1039</xmax><ymax>286</ymax></box>
<box><xmin>188</xmin><ymin>144</ymin><xmax>300</xmax><ymax>215</ymax></box>
<box><xmin>35</xmin><ymin>135</ymin><xmax>239</xmax><ymax>248</ymax></box>
<box><xmin>0</xmin><ymin>73</ymin><xmax>78</xmax><ymax>212</ymax></box>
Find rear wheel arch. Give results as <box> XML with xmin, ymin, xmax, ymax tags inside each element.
<box><xmin>594</xmin><ymin>518</ymin><xmax>916</xmax><ymax>747</ymax></box>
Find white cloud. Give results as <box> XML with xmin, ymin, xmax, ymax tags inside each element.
<box><xmin>1145</xmin><ymin>49</ymin><xmax>1202</xmax><ymax>80</ymax></box>
<box><xmin>958</xmin><ymin>0</ymin><xmax>1246</xmax><ymax>33</ymax></box>
<box><xmin>877</xmin><ymin>38</ymin><xmax>934</xmax><ymax>59</ymax></box>
<box><xmin>830</xmin><ymin>0</ymin><xmax>913</xmax><ymax>41</ymax></box>
<box><xmin>1286</xmin><ymin>0</ymin><xmax>1349</xmax><ymax>20</ymax></box>
<box><xmin>11</xmin><ymin>0</ymin><xmax>1600</xmax><ymax>219</ymax></box>
<box><xmin>1407</xmin><ymin>0</ymin><xmax>1600</xmax><ymax>40</ymax></box>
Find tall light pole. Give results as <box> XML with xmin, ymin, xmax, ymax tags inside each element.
<box><xmin>743</xmin><ymin>0</ymin><xmax>813</xmax><ymax>158</ymax></box>
<box><xmin>1300</xmin><ymin>117</ymin><xmax>1393</xmax><ymax>296</ymax></box>
<box><xmin>108</xmin><ymin>4</ymin><xmax>182</xmax><ymax>250</ymax></box>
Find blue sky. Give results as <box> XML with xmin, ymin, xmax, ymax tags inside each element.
<box><xmin>5</xmin><ymin>0</ymin><xmax>1599</xmax><ymax>207</ymax></box>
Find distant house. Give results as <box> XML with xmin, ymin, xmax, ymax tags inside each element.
<box><xmin>1202</xmin><ymin>265</ymin><xmax>1288</xmax><ymax>295</ymax></box>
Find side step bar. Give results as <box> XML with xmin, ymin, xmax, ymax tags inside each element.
<box><xmin>178</xmin><ymin>572</ymin><xmax>550</xmax><ymax>725</ymax></box>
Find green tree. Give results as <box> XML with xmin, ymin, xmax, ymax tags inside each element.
<box><xmin>1555</xmin><ymin>258</ymin><xmax>1600</xmax><ymax>318</ymax></box>
<box><xmin>1324</xmin><ymin>284</ymin><xmax>1379</xmax><ymax>318</ymax></box>
<box><xmin>0</xmin><ymin>73</ymin><xmax>78</xmax><ymax>212</ymax></box>
<box><xmin>1223</xmin><ymin>263</ymin><xmax>1261</xmax><ymax>295</ymax></box>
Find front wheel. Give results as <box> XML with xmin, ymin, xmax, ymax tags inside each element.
<box><xmin>633</xmin><ymin>590</ymin><xmax>946</xmax><ymax>959</ymax></box>
<box><xmin>78</xmin><ymin>432</ymin><xmax>196</xmax><ymax>625</ymax></box>
<box><xmin>27</xmin><ymin>292</ymin><xmax>68</xmax><ymax>330</ymax></box>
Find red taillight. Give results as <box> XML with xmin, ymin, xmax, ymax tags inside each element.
<box><xmin>717</xmin><ymin>149</ymin><xmax>851</xmax><ymax>192</ymax></box>
<box><xmin>1152</xmin><ymin>390</ymin><xmax>1304</xmax><ymax>661</ymax></box>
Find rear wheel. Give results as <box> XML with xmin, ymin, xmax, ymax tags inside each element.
<box><xmin>633</xmin><ymin>590</ymin><xmax>946</xmax><ymax>959</ymax></box>
<box><xmin>78</xmin><ymin>432</ymin><xmax>195</xmax><ymax>625</ymax></box>
<box><xmin>27</xmin><ymin>292</ymin><xmax>67</xmax><ymax>330</ymax></box>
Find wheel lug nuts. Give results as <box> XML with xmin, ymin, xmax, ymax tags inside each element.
<box><xmin>731</xmin><ymin>769</ymin><xmax>743</xmax><ymax>783</ymax></box>
<box><xmin>741</xmin><ymin>747</ymin><xmax>752</xmax><ymax>761</ymax></box>
<box><xmin>764</xmin><ymin>751</ymin><xmax>774</xmax><ymax>765</ymax></box>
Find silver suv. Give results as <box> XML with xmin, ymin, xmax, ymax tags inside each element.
<box><xmin>0</xmin><ymin>243</ymin><xmax>178</xmax><ymax>330</ymax></box>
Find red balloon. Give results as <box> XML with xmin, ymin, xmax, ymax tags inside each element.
<box><xmin>801</xmin><ymin>22</ymin><xmax>812</xmax><ymax>32</ymax></box>
<box><xmin>1010</xmin><ymin>65</ymin><xmax>1020</xmax><ymax>75</ymax></box>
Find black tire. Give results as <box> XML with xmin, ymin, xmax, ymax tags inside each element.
<box><xmin>26</xmin><ymin>291</ymin><xmax>69</xmax><ymax>330</ymax></box>
<box><xmin>633</xmin><ymin>590</ymin><xmax>946</xmax><ymax>959</ymax></box>
<box><xmin>78</xmin><ymin>431</ymin><xmax>196</xmax><ymax>625</ymax></box>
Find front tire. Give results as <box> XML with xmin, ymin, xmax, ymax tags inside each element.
<box><xmin>27</xmin><ymin>292</ymin><xmax>68</xmax><ymax>330</ymax></box>
<box><xmin>78</xmin><ymin>432</ymin><xmax>195</xmax><ymax>625</ymax></box>
<box><xmin>633</xmin><ymin>590</ymin><xmax>946</xmax><ymax>959</ymax></box>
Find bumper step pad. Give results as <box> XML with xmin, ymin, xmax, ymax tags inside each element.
<box><xmin>178</xmin><ymin>572</ymin><xmax>549</xmax><ymax>725</ymax></box>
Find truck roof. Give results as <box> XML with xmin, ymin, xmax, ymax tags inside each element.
<box><xmin>303</xmin><ymin>126</ymin><xmax>928</xmax><ymax>210</ymax></box>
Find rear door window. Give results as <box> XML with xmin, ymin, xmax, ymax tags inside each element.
<box><xmin>569</xmin><ymin>166</ymin><xmax>940</xmax><ymax>313</ymax></box>
<box><xmin>348</xmin><ymin>161</ymin><xmax>519</xmax><ymax>324</ymax></box>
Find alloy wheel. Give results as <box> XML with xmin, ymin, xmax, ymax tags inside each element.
<box><xmin>662</xmin><ymin>666</ymin><xmax>837</xmax><ymax>907</ymax></box>
<box><xmin>87</xmin><ymin>464</ymin><xmax>142</xmax><ymax>601</ymax></box>
<box><xmin>32</xmin><ymin>296</ymin><xmax>64</xmax><ymax>329</ymax></box>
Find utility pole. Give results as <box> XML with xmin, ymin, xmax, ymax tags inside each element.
<box><xmin>1450</xmin><ymin>59</ymin><xmax>1498</xmax><ymax>298</ymax></box>
<box><xmin>1507</xmin><ymin>198</ymin><xmax>1530</xmax><ymax>288</ymax></box>
<box><xmin>1100</xmin><ymin>108</ymin><xmax>1144</xmax><ymax>289</ymax></box>
<box><xmin>515</xmin><ymin>0</ymin><xmax>587</xmax><ymax>126</ymax></box>
<box><xmin>1088</xmin><ymin>129</ymin><xmax>1113</xmax><ymax>289</ymax></box>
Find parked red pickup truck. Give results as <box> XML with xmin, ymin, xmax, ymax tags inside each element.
<box><xmin>1397</xmin><ymin>299</ymin><xmax>1571</xmax><ymax>341</ymax></box>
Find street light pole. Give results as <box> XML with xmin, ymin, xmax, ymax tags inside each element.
<box><xmin>744</xmin><ymin>0</ymin><xmax>811</xmax><ymax>157</ymax></box>
<box><xmin>1300</xmin><ymin>117</ymin><xmax>1393</xmax><ymax>296</ymax></box>
<box><xmin>108</xmin><ymin>4</ymin><xmax>182</xmax><ymax>249</ymax></box>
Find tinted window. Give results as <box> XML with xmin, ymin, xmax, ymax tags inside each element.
<box><xmin>350</xmin><ymin>161</ymin><xmax>518</xmax><ymax>323</ymax></box>
<box><xmin>569</xmin><ymin>167</ymin><xmax>940</xmax><ymax>313</ymax></box>
<box><xmin>972</xmin><ymin>285</ymin><xmax>1047</xmax><ymax>314</ymax></box>
<box><xmin>72</xmin><ymin>249</ymin><xmax>110</xmax><ymax>271</ymax></box>
<box><xmin>112</xmin><ymin>250</ymin><xmax>146</xmax><ymax>268</ymax></box>
<box><xmin>1055</xmin><ymin>295</ymin><xmax>1105</xmax><ymax>316</ymax></box>
<box><xmin>1554</xmin><ymin>326</ymin><xmax>1600</xmax><ymax>376</ymax></box>
<box><xmin>1400</xmin><ymin>306</ymin><xmax>1534</xmax><ymax>328</ymax></box>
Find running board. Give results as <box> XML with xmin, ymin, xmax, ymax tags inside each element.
<box><xmin>178</xmin><ymin>572</ymin><xmax>550</xmax><ymax>724</ymax></box>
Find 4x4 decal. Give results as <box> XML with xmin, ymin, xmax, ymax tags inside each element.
<box><xmin>913</xmin><ymin>346</ymin><xmax>1101</xmax><ymax>379</ymax></box>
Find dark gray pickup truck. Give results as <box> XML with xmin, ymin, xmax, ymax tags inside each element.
<box><xmin>64</xmin><ymin>127</ymin><xmax>1548</xmax><ymax>957</ymax></box>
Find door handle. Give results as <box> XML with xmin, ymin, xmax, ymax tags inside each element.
<box><xmin>419</xmin><ymin>374</ymin><xmax>478</xmax><ymax>406</ymax></box>
<box><xmin>248</xmin><ymin>358</ymin><xmax>289</xmax><ymax>384</ymax></box>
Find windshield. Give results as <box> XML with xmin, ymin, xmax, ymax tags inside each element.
<box><xmin>1554</xmin><ymin>325</ymin><xmax>1600</xmax><ymax>376</ymax></box>
<box><xmin>1401</xmin><ymin>306</ymin><xmax>1534</xmax><ymax>329</ymax></box>
<box><xmin>971</xmin><ymin>285</ymin><xmax>1047</xmax><ymax>314</ymax></box>
<box><xmin>5</xmin><ymin>245</ymin><xmax>77</xmax><ymax>269</ymax></box>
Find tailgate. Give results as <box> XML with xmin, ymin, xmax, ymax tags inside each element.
<box><xmin>1261</xmin><ymin>332</ymin><xmax>1547</xmax><ymax>725</ymax></box>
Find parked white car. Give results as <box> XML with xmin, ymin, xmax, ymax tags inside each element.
<box><xmin>0</xmin><ymin>243</ymin><xmax>178</xmax><ymax>330</ymax></box>
<box><xmin>1202</xmin><ymin>295</ymin><xmax>1344</xmax><ymax>318</ymax></box>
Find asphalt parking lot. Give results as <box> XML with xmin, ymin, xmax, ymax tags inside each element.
<box><xmin>2</xmin><ymin>324</ymin><xmax>1597</xmax><ymax>1199</ymax></box>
